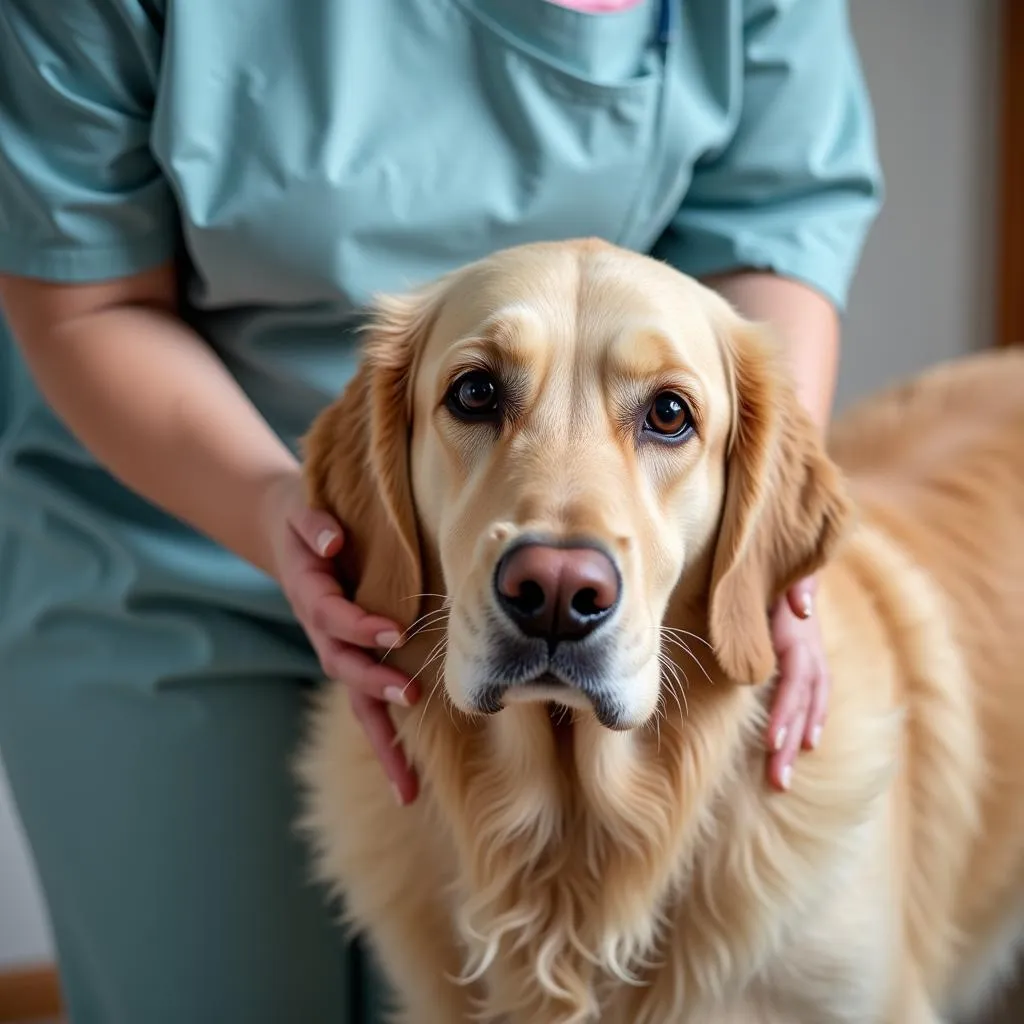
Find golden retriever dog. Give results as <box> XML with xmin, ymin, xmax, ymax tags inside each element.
<box><xmin>296</xmin><ymin>239</ymin><xmax>1024</xmax><ymax>1024</ymax></box>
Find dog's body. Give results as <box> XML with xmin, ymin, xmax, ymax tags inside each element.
<box><xmin>297</xmin><ymin>241</ymin><xmax>1024</xmax><ymax>1023</ymax></box>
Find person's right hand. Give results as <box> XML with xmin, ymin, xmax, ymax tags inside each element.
<box><xmin>261</xmin><ymin>472</ymin><xmax>421</xmax><ymax>805</ymax></box>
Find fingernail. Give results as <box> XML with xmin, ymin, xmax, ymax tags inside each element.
<box><xmin>316</xmin><ymin>529</ymin><xmax>338</xmax><ymax>557</ymax></box>
<box><xmin>383</xmin><ymin>686</ymin><xmax>410</xmax><ymax>707</ymax></box>
<box><xmin>799</xmin><ymin>593</ymin><xmax>813</xmax><ymax>619</ymax></box>
<box><xmin>810</xmin><ymin>724</ymin><xmax>822</xmax><ymax>749</ymax></box>
<box><xmin>376</xmin><ymin>630</ymin><xmax>403</xmax><ymax>649</ymax></box>
<box><xmin>392</xmin><ymin>783</ymin><xmax>407</xmax><ymax>807</ymax></box>
<box><xmin>780</xmin><ymin>764</ymin><xmax>793</xmax><ymax>790</ymax></box>
<box><xmin>772</xmin><ymin>726</ymin><xmax>787</xmax><ymax>752</ymax></box>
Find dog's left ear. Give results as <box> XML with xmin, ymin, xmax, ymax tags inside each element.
<box><xmin>708</xmin><ymin>321</ymin><xmax>852</xmax><ymax>685</ymax></box>
<box><xmin>302</xmin><ymin>287</ymin><xmax>440</xmax><ymax>631</ymax></box>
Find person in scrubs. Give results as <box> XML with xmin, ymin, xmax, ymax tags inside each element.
<box><xmin>0</xmin><ymin>0</ymin><xmax>882</xmax><ymax>1020</ymax></box>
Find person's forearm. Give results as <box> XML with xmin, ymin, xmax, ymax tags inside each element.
<box><xmin>703</xmin><ymin>271</ymin><xmax>840</xmax><ymax>434</ymax></box>
<box><xmin>0</xmin><ymin>272</ymin><xmax>297</xmax><ymax>577</ymax></box>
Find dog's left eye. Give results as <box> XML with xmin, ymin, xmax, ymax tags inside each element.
<box><xmin>644</xmin><ymin>391</ymin><xmax>693</xmax><ymax>439</ymax></box>
<box><xmin>446</xmin><ymin>370</ymin><xmax>501</xmax><ymax>421</ymax></box>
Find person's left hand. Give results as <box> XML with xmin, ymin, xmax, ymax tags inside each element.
<box><xmin>764</xmin><ymin>575</ymin><xmax>829</xmax><ymax>791</ymax></box>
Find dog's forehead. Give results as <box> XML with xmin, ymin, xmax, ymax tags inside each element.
<box><xmin>581</xmin><ymin>260</ymin><xmax>725</xmax><ymax>377</ymax></box>
<box><xmin>421</xmin><ymin>246</ymin><xmax>727</xmax><ymax>382</ymax></box>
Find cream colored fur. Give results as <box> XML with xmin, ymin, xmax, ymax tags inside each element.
<box><xmin>296</xmin><ymin>241</ymin><xmax>1024</xmax><ymax>1024</ymax></box>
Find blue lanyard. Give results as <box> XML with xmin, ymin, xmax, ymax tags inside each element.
<box><xmin>656</xmin><ymin>0</ymin><xmax>673</xmax><ymax>44</ymax></box>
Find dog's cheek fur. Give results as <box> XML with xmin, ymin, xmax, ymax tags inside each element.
<box><xmin>302</xmin><ymin>289</ymin><xmax>444</xmax><ymax>630</ymax></box>
<box><xmin>708</xmin><ymin>324</ymin><xmax>853</xmax><ymax>686</ymax></box>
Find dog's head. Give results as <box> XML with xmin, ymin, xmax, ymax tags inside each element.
<box><xmin>305</xmin><ymin>241</ymin><xmax>850</xmax><ymax>731</ymax></box>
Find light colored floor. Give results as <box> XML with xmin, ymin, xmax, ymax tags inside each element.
<box><xmin>7</xmin><ymin>993</ymin><xmax>1024</xmax><ymax>1023</ymax></box>
<box><xmin>6</xmin><ymin>977</ymin><xmax>1023</xmax><ymax>1023</ymax></box>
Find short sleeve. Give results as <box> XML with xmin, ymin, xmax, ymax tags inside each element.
<box><xmin>653</xmin><ymin>0</ymin><xmax>884</xmax><ymax>312</ymax></box>
<box><xmin>0</xmin><ymin>0</ymin><xmax>176</xmax><ymax>282</ymax></box>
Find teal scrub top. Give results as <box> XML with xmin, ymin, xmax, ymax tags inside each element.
<box><xmin>0</xmin><ymin>0</ymin><xmax>883</xmax><ymax>685</ymax></box>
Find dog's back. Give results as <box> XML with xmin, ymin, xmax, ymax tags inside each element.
<box><xmin>831</xmin><ymin>349</ymin><xmax>1024</xmax><ymax>1018</ymax></box>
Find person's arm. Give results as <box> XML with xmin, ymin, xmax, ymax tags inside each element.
<box><xmin>703</xmin><ymin>272</ymin><xmax>839</xmax><ymax>434</ymax></box>
<box><xmin>0</xmin><ymin>267</ymin><xmax>296</xmax><ymax>577</ymax></box>
<box><xmin>0</xmin><ymin>1</ymin><xmax>300</xmax><ymax>575</ymax></box>
<box><xmin>0</xmin><ymin>267</ymin><xmax>421</xmax><ymax>800</ymax></box>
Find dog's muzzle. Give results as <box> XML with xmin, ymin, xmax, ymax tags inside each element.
<box><xmin>471</xmin><ymin>537</ymin><xmax>628</xmax><ymax>728</ymax></box>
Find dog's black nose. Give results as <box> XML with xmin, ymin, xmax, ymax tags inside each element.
<box><xmin>494</xmin><ymin>543</ymin><xmax>620</xmax><ymax>644</ymax></box>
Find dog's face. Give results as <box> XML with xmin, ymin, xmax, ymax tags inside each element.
<box><xmin>305</xmin><ymin>241</ymin><xmax>849</xmax><ymax>731</ymax></box>
<box><xmin>406</xmin><ymin>245</ymin><xmax>735</xmax><ymax>729</ymax></box>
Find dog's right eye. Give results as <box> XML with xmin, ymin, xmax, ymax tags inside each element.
<box><xmin>446</xmin><ymin>370</ymin><xmax>501</xmax><ymax>421</ymax></box>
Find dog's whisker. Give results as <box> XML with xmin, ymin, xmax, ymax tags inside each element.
<box><xmin>651</xmin><ymin>691</ymin><xmax>665</xmax><ymax>753</ymax></box>
<box><xmin>377</xmin><ymin>608</ymin><xmax>451</xmax><ymax>660</ymax></box>
<box><xmin>671</xmin><ymin>682</ymin><xmax>688</xmax><ymax>720</ymax></box>
<box><xmin>399</xmin><ymin>609</ymin><xmax>451</xmax><ymax>646</ymax></box>
<box><xmin>442</xmin><ymin>691</ymin><xmax>461</xmax><ymax>731</ymax></box>
<box><xmin>659</xmin><ymin>625</ymin><xmax>715</xmax><ymax>652</ymax></box>
<box><xmin>414</xmin><ymin>646</ymin><xmax>453</xmax><ymax>745</ymax></box>
<box><xmin>403</xmin><ymin>624</ymin><xmax>449</xmax><ymax>640</ymax></box>
<box><xmin>658</xmin><ymin>653</ymin><xmax>688</xmax><ymax>720</ymax></box>
<box><xmin>400</xmin><ymin>592</ymin><xmax>452</xmax><ymax>604</ymax></box>
<box><xmin>680</xmin><ymin>645</ymin><xmax>714</xmax><ymax>688</ymax></box>
<box><xmin>407</xmin><ymin>602</ymin><xmax>452</xmax><ymax>620</ymax></box>
<box><xmin>421</xmin><ymin>650</ymin><xmax>449</xmax><ymax>683</ymax></box>
<box><xmin>409</xmin><ymin>637</ymin><xmax>449</xmax><ymax>685</ymax></box>
<box><xmin>659</xmin><ymin>660</ymin><xmax>684</xmax><ymax>709</ymax></box>
<box><xmin>404</xmin><ymin>606</ymin><xmax>452</xmax><ymax>632</ymax></box>
<box><xmin>415</xmin><ymin>676</ymin><xmax>445</xmax><ymax>747</ymax></box>
<box><xmin>430</xmin><ymin>661</ymin><xmax>464</xmax><ymax>734</ymax></box>
<box><xmin>656</xmin><ymin>637</ymin><xmax>695</xmax><ymax>682</ymax></box>
<box><xmin>659</xmin><ymin>632</ymin><xmax>714</xmax><ymax>687</ymax></box>
<box><xmin>440</xmin><ymin>683</ymin><xmax>463</xmax><ymax>733</ymax></box>
<box><xmin>400</xmin><ymin>640</ymin><xmax>451</xmax><ymax>717</ymax></box>
<box><xmin>422</xmin><ymin>649</ymin><xmax>450</xmax><ymax>686</ymax></box>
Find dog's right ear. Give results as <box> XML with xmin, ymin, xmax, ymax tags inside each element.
<box><xmin>302</xmin><ymin>287</ymin><xmax>442</xmax><ymax>630</ymax></box>
<box><xmin>707</xmin><ymin>320</ymin><xmax>852</xmax><ymax>686</ymax></box>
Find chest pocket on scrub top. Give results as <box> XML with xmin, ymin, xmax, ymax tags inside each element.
<box><xmin>442</xmin><ymin>0</ymin><xmax>665</xmax><ymax>253</ymax></box>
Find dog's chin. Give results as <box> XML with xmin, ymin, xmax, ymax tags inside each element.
<box><xmin>499</xmin><ymin>676</ymin><xmax>592</xmax><ymax>713</ymax></box>
<box><xmin>466</xmin><ymin>674</ymin><xmax>637</xmax><ymax>732</ymax></box>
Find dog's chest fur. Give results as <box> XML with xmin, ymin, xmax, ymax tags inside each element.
<box><xmin>419</xmin><ymin>692</ymin><xmax>899</xmax><ymax>1024</ymax></box>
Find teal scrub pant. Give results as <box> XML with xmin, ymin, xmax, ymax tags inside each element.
<box><xmin>0</xmin><ymin>670</ymin><xmax>388</xmax><ymax>1023</ymax></box>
